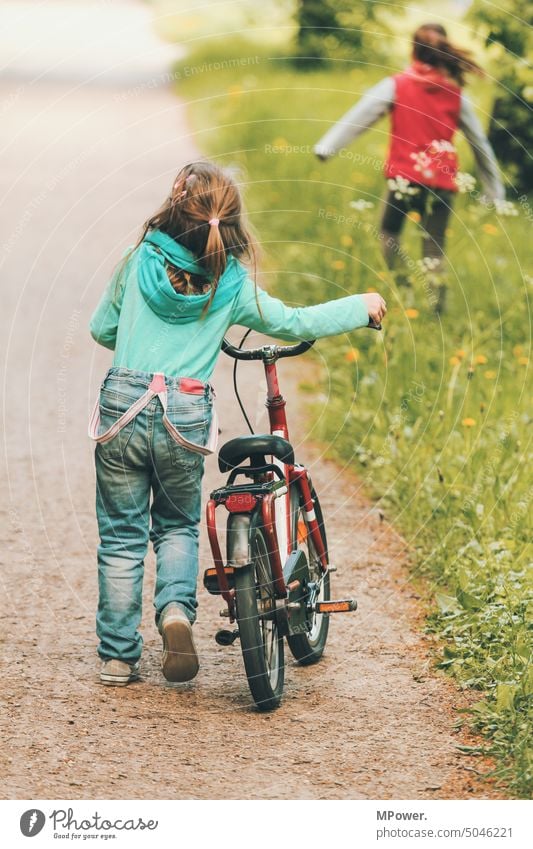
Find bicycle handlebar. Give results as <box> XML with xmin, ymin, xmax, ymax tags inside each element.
<box><xmin>221</xmin><ymin>338</ymin><xmax>315</xmax><ymax>360</ymax></box>
<box><xmin>221</xmin><ymin>319</ymin><xmax>381</xmax><ymax>361</ymax></box>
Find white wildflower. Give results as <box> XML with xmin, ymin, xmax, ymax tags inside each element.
<box><xmin>418</xmin><ymin>256</ymin><xmax>441</xmax><ymax>272</ymax></box>
<box><xmin>494</xmin><ymin>199</ymin><xmax>518</xmax><ymax>217</ymax></box>
<box><xmin>456</xmin><ymin>172</ymin><xmax>476</xmax><ymax>194</ymax></box>
<box><xmin>429</xmin><ymin>139</ymin><xmax>456</xmax><ymax>154</ymax></box>
<box><xmin>410</xmin><ymin>150</ymin><xmax>434</xmax><ymax>179</ymax></box>
<box><xmin>349</xmin><ymin>199</ymin><xmax>375</xmax><ymax>212</ymax></box>
<box><xmin>387</xmin><ymin>177</ymin><xmax>419</xmax><ymax>200</ymax></box>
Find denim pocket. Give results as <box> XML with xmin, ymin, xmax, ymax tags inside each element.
<box><xmin>97</xmin><ymin>386</ymin><xmax>136</xmax><ymax>456</ymax></box>
<box><xmin>165</xmin><ymin>394</ymin><xmax>212</xmax><ymax>470</ymax></box>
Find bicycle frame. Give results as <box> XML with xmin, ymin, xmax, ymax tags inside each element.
<box><xmin>205</xmin><ymin>346</ymin><xmax>329</xmax><ymax>622</ymax></box>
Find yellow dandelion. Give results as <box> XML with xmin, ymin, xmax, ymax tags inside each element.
<box><xmin>366</xmin><ymin>286</ymin><xmax>377</xmax><ymax>293</ymax></box>
<box><xmin>462</xmin><ymin>418</ymin><xmax>476</xmax><ymax>428</ymax></box>
<box><xmin>518</xmin><ymin>356</ymin><xmax>529</xmax><ymax>365</ymax></box>
<box><xmin>331</xmin><ymin>260</ymin><xmax>346</xmax><ymax>271</ymax></box>
<box><xmin>475</xmin><ymin>354</ymin><xmax>488</xmax><ymax>364</ymax></box>
<box><xmin>513</xmin><ymin>344</ymin><xmax>523</xmax><ymax>358</ymax></box>
<box><xmin>449</xmin><ymin>356</ymin><xmax>461</xmax><ymax>366</ymax></box>
<box><xmin>482</xmin><ymin>223</ymin><xmax>499</xmax><ymax>235</ymax></box>
<box><xmin>455</xmin><ymin>349</ymin><xmax>466</xmax><ymax>359</ymax></box>
<box><xmin>340</xmin><ymin>234</ymin><xmax>353</xmax><ymax>247</ymax></box>
<box><xmin>405</xmin><ymin>308</ymin><xmax>419</xmax><ymax>319</ymax></box>
<box><xmin>228</xmin><ymin>85</ymin><xmax>243</xmax><ymax>98</ymax></box>
<box><xmin>272</xmin><ymin>136</ymin><xmax>288</xmax><ymax>148</ymax></box>
<box><xmin>484</xmin><ymin>370</ymin><xmax>497</xmax><ymax>379</ymax></box>
<box><xmin>407</xmin><ymin>211</ymin><xmax>421</xmax><ymax>223</ymax></box>
<box><xmin>345</xmin><ymin>348</ymin><xmax>360</xmax><ymax>363</ymax></box>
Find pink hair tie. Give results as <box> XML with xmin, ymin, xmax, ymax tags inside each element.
<box><xmin>208</xmin><ymin>218</ymin><xmax>220</xmax><ymax>227</ymax></box>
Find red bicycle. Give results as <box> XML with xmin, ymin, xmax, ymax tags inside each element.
<box><xmin>203</xmin><ymin>335</ymin><xmax>358</xmax><ymax>711</ymax></box>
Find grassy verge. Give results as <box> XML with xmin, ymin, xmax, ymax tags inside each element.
<box><xmin>173</xmin><ymin>40</ymin><xmax>532</xmax><ymax>796</ymax></box>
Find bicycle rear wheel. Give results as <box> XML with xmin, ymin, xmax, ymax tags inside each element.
<box><xmin>287</xmin><ymin>485</ymin><xmax>330</xmax><ymax>664</ymax></box>
<box><xmin>235</xmin><ymin>519</ymin><xmax>284</xmax><ymax>711</ymax></box>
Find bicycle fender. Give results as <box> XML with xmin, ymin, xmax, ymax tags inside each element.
<box><xmin>226</xmin><ymin>513</ymin><xmax>252</xmax><ymax>567</ymax></box>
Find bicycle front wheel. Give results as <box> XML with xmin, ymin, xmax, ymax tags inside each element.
<box><xmin>235</xmin><ymin>521</ymin><xmax>284</xmax><ymax>711</ymax></box>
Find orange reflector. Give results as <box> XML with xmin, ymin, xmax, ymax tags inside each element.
<box><xmin>316</xmin><ymin>599</ymin><xmax>357</xmax><ymax>614</ymax></box>
<box><xmin>297</xmin><ymin>520</ymin><xmax>308</xmax><ymax>545</ymax></box>
<box><xmin>205</xmin><ymin>567</ymin><xmax>234</xmax><ymax>577</ymax></box>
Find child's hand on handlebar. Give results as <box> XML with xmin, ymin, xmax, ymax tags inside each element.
<box><xmin>361</xmin><ymin>293</ymin><xmax>387</xmax><ymax>326</ymax></box>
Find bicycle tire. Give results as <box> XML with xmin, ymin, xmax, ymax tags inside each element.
<box><xmin>235</xmin><ymin>518</ymin><xmax>284</xmax><ymax>711</ymax></box>
<box><xmin>286</xmin><ymin>485</ymin><xmax>330</xmax><ymax>665</ymax></box>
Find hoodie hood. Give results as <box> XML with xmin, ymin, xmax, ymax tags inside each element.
<box><xmin>136</xmin><ymin>229</ymin><xmax>248</xmax><ymax>324</ymax></box>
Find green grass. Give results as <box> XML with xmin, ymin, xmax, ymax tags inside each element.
<box><xmin>173</xmin><ymin>40</ymin><xmax>532</xmax><ymax>797</ymax></box>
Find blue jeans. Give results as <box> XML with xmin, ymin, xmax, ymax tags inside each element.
<box><xmin>94</xmin><ymin>368</ymin><xmax>213</xmax><ymax>664</ymax></box>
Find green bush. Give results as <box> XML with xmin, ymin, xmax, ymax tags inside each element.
<box><xmin>469</xmin><ymin>0</ymin><xmax>533</xmax><ymax>194</ymax></box>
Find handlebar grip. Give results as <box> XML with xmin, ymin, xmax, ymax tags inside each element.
<box><xmin>368</xmin><ymin>319</ymin><xmax>382</xmax><ymax>331</ymax></box>
<box><xmin>221</xmin><ymin>339</ymin><xmax>263</xmax><ymax>360</ymax></box>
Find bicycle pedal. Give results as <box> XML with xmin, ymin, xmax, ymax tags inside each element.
<box><xmin>215</xmin><ymin>629</ymin><xmax>239</xmax><ymax>646</ymax></box>
<box><xmin>203</xmin><ymin>566</ymin><xmax>235</xmax><ymax>595</ymax></box>
<box><xmin>315</xmin><ymin>599</ymin><xmax>357</xmax><ymax>613</ymax></box>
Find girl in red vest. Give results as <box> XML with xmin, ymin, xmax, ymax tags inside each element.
<box><xmin>314</xmin><ymin>23</ymin><xmax>505</xmax><ymax>311</ymax></box>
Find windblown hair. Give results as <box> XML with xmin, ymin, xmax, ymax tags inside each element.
<box><xmin>412</xmin><ymin>23</ymin><xmax>484</xmax><ymax>87</ymax></box>
<box><xmin>119</xmin><ymin>160</ymin><xmax>258</xmax><ymax>315</ymax></box>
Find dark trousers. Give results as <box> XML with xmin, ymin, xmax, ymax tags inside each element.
<box><xmin>380</xmin><ymin>184</ymin><xmax>454</xmax><ymax>268</ymax></box>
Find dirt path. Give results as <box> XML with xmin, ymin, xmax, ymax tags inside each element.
<box><xmin>0</xmin><ymin>1</ymin><xmax>499</xmax><ymax>800</ymax></box>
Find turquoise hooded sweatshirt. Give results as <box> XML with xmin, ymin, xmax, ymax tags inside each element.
<box><xmin>89</xmin><ymin>230</ymin><xmax>371</xmax><ymax>380</ymax></box>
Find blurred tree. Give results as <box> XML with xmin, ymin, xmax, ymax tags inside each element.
<box><xmin>293</xmin><ymin>0</ymin><xmax>394</xmax><ymax>67</ymax></box>
<box><xmin>469</xmin><ymin>0</ymin><xmax>533</xmax><ymax>194</ymax></box>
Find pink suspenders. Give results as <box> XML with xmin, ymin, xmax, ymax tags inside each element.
<box><xmin>88</xmin><ymin>372</ymin><xmax>218</xmax><ymax>457</ymax></box>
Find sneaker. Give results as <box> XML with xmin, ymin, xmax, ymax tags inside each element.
<box><xmin>160</xmin><ymin>604</ymin><xmax>199</xmax><ymax>683</ymax></box>
<box><xmin>100</xmin><ymin>659</ymin><xmax>140</xmax><ymax>686</ymax></box>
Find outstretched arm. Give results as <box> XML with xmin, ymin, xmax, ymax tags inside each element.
<box><xmin>314</xmin><ymin>77</ymin><xmax>394</xmax><ymax>159</ymax></box>
<box><xmin>458</xmin><ymin>96</ymin><xmax>505</xmax><ymax>201</ymax></box>
<box><xmin>231</xmin><ymin>278</ymin><xmax>386</xmax><ymax>340</ymax></box>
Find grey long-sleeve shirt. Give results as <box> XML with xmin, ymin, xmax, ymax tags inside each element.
<box><xmin>314</xmin><ymin>77</ymin><xmax>505</xmax><ymax>201</ymax></box>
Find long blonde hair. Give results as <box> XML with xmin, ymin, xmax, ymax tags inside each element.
<box><xmin>119</xmin><ymin>160</ymin><xmax>258</xmax><ymax>314</ymax></box>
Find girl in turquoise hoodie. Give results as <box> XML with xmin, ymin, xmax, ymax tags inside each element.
<box><xmin>90</xmin><ymin>160</ymin><xmax>387</xmax><ymax>687</ymax></box>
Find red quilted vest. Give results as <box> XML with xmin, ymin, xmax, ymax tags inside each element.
<box><xmin>385</xmin><ymin>62</ymin><xmax>462</xmax><ymax>191</ymax></box>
